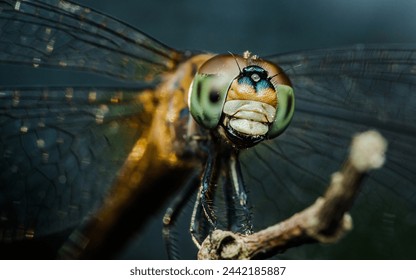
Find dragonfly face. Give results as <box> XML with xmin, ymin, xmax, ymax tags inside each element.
<box><xmin>189</xmin><ymin>53</ymin><xmax>295</xmax><ymax>148</ymax></box>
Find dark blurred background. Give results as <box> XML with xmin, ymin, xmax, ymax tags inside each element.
<box><xmin>1</xmin><ymin>0</ymin><xmax>416</xmax><ymax>259</ymax></box>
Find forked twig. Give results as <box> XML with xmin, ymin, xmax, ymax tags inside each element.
<box><xmin>198</xmin><ymin>130</ymin><xmax>388</xmax><ymax>260</ymax></box>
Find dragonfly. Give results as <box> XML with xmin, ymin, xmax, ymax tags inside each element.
<box><xmin>0</xmin><ymin>0</ymin><xmax>415</xmax><ymax>259</ymax></box>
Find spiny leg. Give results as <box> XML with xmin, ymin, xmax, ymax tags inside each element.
<box><xmin>162</xmin><ymin>172</ymin><xmax>199</xmax><ymax>259</ymax></box>
<box><xmin>227</xmin><ymin>151</ymin><xmax>253</xmax><ymax>235</ymax></box>
<box><xmin>200</xmin><ymin>150</ymin><xmax>221</xmax><ymax>229</ymax></box>
<box><xmin>223</xmin><ymin>172</ymin><xmax>239</xmax><ymax>232</ymax></box>
<box><xmin>190</xmin><ymin>150</ymin><xmax>221</xmax><ymax>247</ymax></box>
<box><xmin>189</xmin><ymin>188</ymin><xmax>205</xmax><ymax>248</ymax></box>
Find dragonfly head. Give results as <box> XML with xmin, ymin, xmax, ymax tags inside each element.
<box><xmin>188</xmin><ymin>52</ymin><xmax>295</xmax><ymax>148</ymax></box>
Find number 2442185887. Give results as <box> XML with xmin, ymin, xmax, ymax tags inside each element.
<box><xmin>222</xmin><ymin>266</ymin><xmax>286</xmax><ymax>276</ymax></box>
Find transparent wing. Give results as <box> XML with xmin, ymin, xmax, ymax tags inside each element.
<box><xmin>0</xmin><ymin>0</ymin><xmax>183</xmax><ymax>81</ymax></box>
<box><xmin>0</xmin><ymin>0</ymin><xmax>191</xmax><ymax>258</ymax></box>
<box><xmin>241</xmin><ymin>45</ymin><xmax>416</xmax><ymax>258</ymax></box>
<box><xmin>0</xmin><ymin>87</ymin><xmax>152</xmax><ymax>241</ymax></box>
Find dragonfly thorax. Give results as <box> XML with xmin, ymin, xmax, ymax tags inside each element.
<box><xmin>188</xmin><ymin>53</ymin><xmax>295</xmax><ymax>149</ymax></box>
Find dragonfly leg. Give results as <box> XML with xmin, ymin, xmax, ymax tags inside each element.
<box><xmin>189</xmin><ymin>189</ymin><xmax>204</xmax><ymax>248</ymax></box>
<box><xmin>227</xmin><ymin>152</ymin><xmax>253</xmax><ymax>235</ymax></box>
<box><xmin>199</xmin><ymin>151</ymin><xmax>220</xmax><ymax>228</ymax></box>
<box><xmin>162</xmin><ymin>173</ymin><xmax>199</xmax><ymax>259</ymax></box>
<box><xmin>190</xmin><ymin>150</ymin><xmax>220</xmax><ymax>247</ymax></box>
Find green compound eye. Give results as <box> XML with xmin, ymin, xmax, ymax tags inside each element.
<box><xmin>267</xmin><ymin>84</ymin><xmax>295</xmax><ymax>139</ymax></box>
<box><xmin>188</xmin><ymin>73</ymin><xmax>231</xmax><ymax>129</ymax></box>
<box><xmin>188</xmin><ymin>54</ymin><xmax>240</xmax><ymax>129</ymax></box>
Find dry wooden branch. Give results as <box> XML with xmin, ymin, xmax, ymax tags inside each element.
<box><xmin>198</xmin><ymin>130</ymin><xmax>387</xmax><ymax>260</ymax></box>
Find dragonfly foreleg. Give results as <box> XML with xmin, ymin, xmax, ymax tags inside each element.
<box><xmin>190</xmin><ymin>149</ymin><xmax>221</xmax><ymax>247</ymax></box>
<box><xmin>189</xmin><ymin>189</ymin><xmax>204</xmax><ymax>248</ymax></box>
<box><xmin>227</xmin><ymin>152</ymin><xmax>253</xmax><ymax>235</ymax></box>
<box><xmin>199</xmin><ymin>151</ymin><xmax>220</xmax><ymax>228</ymax></box>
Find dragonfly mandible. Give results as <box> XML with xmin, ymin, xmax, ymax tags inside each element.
<box><xmin>0</xmin><ymin>0</ymin><xmax>415</xmax><ymax>259</ymax></box>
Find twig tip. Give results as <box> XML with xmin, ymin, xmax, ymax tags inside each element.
<box><xmin>350</xmin><ymin>130</ymin><xmax>387</xmax><ymax>172</ymax></box>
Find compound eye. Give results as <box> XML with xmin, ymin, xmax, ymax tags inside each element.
<box><xmin>189</xmin><ymin>54</ymin><xmax>241</xmax><ymax>129</ymax></box>
<box><xmin>266</xmin><ymin>84</ymin><xmax>295</xmax><ymax>138</ymax></box>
